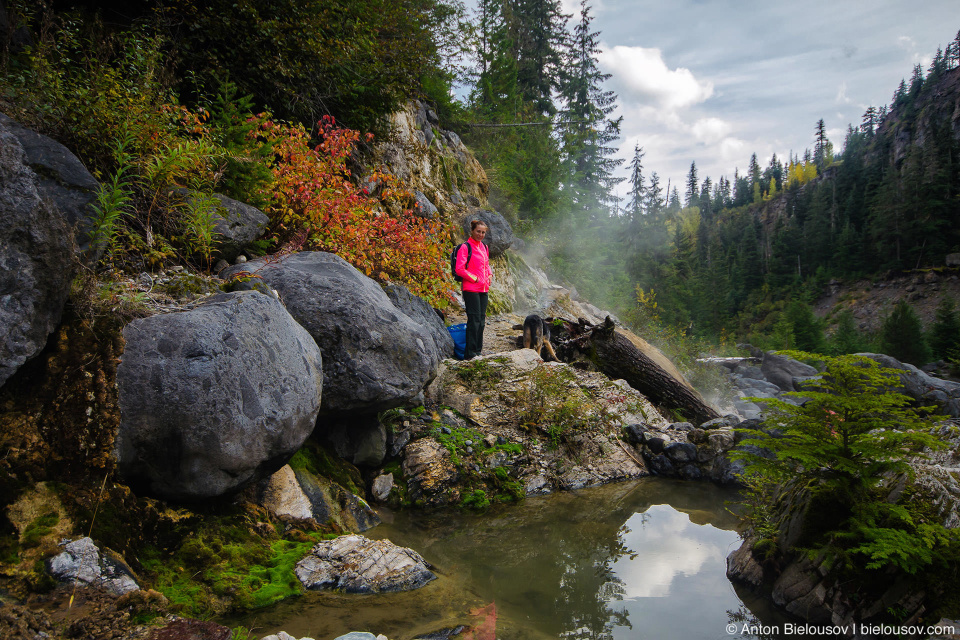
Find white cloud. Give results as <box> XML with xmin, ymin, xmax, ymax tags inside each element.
<box><xmin>836</xmin><ymin>81</ymin><xmax>851</xmax><ymax>104</ymax></box>
<box><xmin>719</xmin><ymin>137</ymin><xmax>747</xmax><ymax>163</ymax></box>
<box><xmin>691</xmin><ymin>117</ymin><xmax>731</xmax><ymax>144</ymax></box>
<box><xmin>598</xmin><ymin>45</ymin><xmax>714</xmax><ymax>110</ymax></box>
<box><xmin>897</xmin><ymin>35</ymin><xmax>916</xmax><ymax>51</ymax></box>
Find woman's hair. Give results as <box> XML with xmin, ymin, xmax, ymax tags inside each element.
<box><xmin>470</xmin><ymin>219</ymin><xmax>488</xmax><ymax>231</ymax></box>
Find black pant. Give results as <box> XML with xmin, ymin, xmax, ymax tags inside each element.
<box><xmin>462</xmin><ymin>291</ymin><xmax>488</xmax><ymax>359</ymax></box>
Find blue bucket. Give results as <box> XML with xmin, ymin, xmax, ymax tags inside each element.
<box><xmin>448</xmin><ymin>323</ymin><xmax>467</xmax><ymax>360</ymax></box>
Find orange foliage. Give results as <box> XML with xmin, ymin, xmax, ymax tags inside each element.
<box><xmin>262</xmin><ymin>116</ymin><xmax>456</xmax><ymax>307</ymax></box>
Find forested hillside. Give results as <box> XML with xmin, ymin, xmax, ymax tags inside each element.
<box><xmin>625</xmin><ymin>60</ymin><xmax>960</xmax><ymax>352</ymax></box>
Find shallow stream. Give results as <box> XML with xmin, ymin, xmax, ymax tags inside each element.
<box><xmin>230</xmin><ymin>478</ymin><xmax>802</xmax><ymax>639</ymax></box>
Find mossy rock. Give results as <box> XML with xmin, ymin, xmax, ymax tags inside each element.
<box><xmin>288</xmin><ymin>440</ymin><xmax>364</xmax><ymax>498</ymax></box>
<box><xmin>487</xmin><ymin>288</ymin><xmax>512</xmax><ymax>315</ymax></box>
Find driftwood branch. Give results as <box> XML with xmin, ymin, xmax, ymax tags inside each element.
<box><xmin>559</xmin><ymin>316</ymin><xmax>721</xmax><ymax>425</ymax></box>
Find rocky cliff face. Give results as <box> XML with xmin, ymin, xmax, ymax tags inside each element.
<box><xmin>880</xmin><ymin>66</ymin><xmax>960</xmax><ymax>167</ymax></box>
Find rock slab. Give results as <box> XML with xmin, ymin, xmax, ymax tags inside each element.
<box><xmin>115</xmin><ymin>290</ymin><xmax>323</xmax><ymax>500</ymax></box>
<box><xmin>47</xmin><ymin>537</ymin><xmax>139</xmax><ymax>595</ymax></box>
<box><xmin>295</xmin><ymin>534</ymin><xmax>436</xmax><ymax>593</ymax></box>
<box><xmin>257</xmin><ymin>464</ymin><xmax>381</xmax><ymax>532</ymax></box>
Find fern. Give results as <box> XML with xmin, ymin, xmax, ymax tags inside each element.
<box><xmin>87</xmin><ymin>129</ymin><xmax>135</xmax><ymax>262</ymax></box>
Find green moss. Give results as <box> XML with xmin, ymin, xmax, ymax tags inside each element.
<box><xmin>288</xmin><ymin>440</ymin><xmax>363</xmax><ymax>497</ymax></box>
<box><xmin>20</xmin><ymin>511</ymin><xmax>59</xmax><ymax>549</ymax></box>
<box><xmin>455</xmin><ymin>358</ymin><xmax>506</xmax><ymax>388</ymax></box>
<box><xmin>141</xmin><ymin>524</ymin><xmax>331</xmax><ymax>617</ymax></box>
<box><xmin>487</xmin><ymin>289</ymin><xmax>512</xmax><ymax>314</ymax></box>
<box><xmin>516</xmin><ymin>366</ymin><xmax>590</xmax><ymax>447</ymax></box>
<box><xmin>0</xmin><ymin>533</ymin><xmax>20</xmax><ymax>565</ymax></box>
<box><xmin>28</xmin><ymin>558</ymin><xmax>57</xmax><ymax>593</ymax></box>
<box><xmin>460</xmin><ymin>489</ymin><xmax>490</xmax><ymax>511</ymax></box>
<box><xmin>492</xmin><ymin>467</ymin><xmax>524</xmax><ymax>503</ymax></box>
<box><xmin>494</xmin><ymin>441</ymin><xmax>523</xmax><ymax>456</ymax></box>
<box><xmin>430</xmin><ymin>425</ymin><xmax>489</xmax><ymax>466</ymax></box>
<box><xmin>157</xmin><ymin>273</ymin><xmax>223</xmax><ymax>298</ymax></box>
<box><xmin>753</xmin><ymin>537</ymin><xmax>778</xmax><ymax>561</ymax></box>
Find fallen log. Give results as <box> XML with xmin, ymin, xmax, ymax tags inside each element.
<box><xmin>561</xmin><ymin>316</ymin><xmax>721</xmax><ymax>425</ymax></box>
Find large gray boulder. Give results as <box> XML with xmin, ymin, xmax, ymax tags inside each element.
<box><xmin>863</xmin><ymin>353</ymin><xmax>960</xmax><ymax>417</ymax></box>
<box><xmin>222</xmin><ymin>252</ymin><xmax>440</xmax><ymax>415</ymax></box>
<box><xmin>115</xmin><ymin>290</ymin><xmax>323</xmax><ymax>500</ymax></box>
<box><xmin>383</xmin><ymin>283</ymin><xmax>454</xmax><ymax>360</ymax></box>
<box><xmin>760</xmin><ymin>351</ymin><xmax>818</xmax><ymax>392</ymax></box>
<box><xmin>0</xmin><ymin>125</ymin><xmax>75</xmax><ymax>388</ymax></box>
<box><xmin>0</xmin><ymin>113</ymin><xmax>99</xmax><ymax>255</ymax></box>
<box><xmin>462</xmin><ymin>208</ymin><xmax>515</xmax><ymax>258</ymax></box>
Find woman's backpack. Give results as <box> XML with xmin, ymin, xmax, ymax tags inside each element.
<box><xmin>450</xmin><ymin>242</ymin><xmax>473</xmax><ymax>282</ymax></box>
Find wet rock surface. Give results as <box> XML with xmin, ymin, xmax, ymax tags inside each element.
<box><xmin>295</xmin><ymin>534</ymin><xmax>436</xmax><ymax>593</ymax></box>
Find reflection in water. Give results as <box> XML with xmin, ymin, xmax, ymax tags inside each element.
<box><xmin>228</xmin><ymin>478</ymin><xmax>791</xmax><ymax>640</ymax></box>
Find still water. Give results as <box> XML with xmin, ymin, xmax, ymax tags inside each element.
<box><xmin>232</xmin><ymin>477</ymin><xmax>794</xmax><ymax>640</ymax></box>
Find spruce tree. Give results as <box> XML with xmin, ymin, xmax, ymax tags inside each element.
<box><xmin>735</xmin><ymin>354</ymin><xmax>945</xmax><ymax>575</ymax></box>
<box><xmin>556</xmin><ymin>0</ymin><xmax>624</xmax><ymax>218</ymax></box>
<box><xmin>645</xmin><ymin>172</ymin><xmax>664</xmax><ymax>219</ymax></box>
<box><xmin>880</xmin><ymin>300</ymin><xmax>931</xmax><ymax>366</ymax></box>
<box><xmin>684</xmin><ymin>161</ymin><xmax>698</xmax><ymax>207</ymax></box>
<box><xmin>930</xmin><ymin>297</ymin><xmax>960</xmax><ymax>361</ymax></box>
<box><xmin>787</xmin><ymin>300</ymin><xmax>825</xmax><ymax>353</ymax></box>
<box><xmin>625</xmin><ymin>144</ymin><xmax>645</xmax><ymax>224</ymax></box>
<box><xmin>814</xmin><ymin>118</ymin><xmax>830</xmax><ymax>171</ymax></box>
<box><xmin>829</xmin><ymin>310</ymin><xmax>865</xmax><ymax>355</ymax></box>
<box><xmin>861</xmin><ymin>106</ymin><xmax>877</xmax><ymax>135</ymax></box>
<box><xmin>512</xmin><ymin>0</ymin><xmax>569</xmax><ymax>116</ymax></box>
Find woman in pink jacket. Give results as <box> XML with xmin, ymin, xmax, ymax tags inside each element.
<box><xmin>455</xmin><ymin>220</ymin><xmax>492</xmax><ymax>359</ymax></box>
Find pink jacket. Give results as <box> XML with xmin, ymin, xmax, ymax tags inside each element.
<box><xmin>456</xmin><ymin>237</ymin><xmax>491</xmax><ymax>292</ymax></box>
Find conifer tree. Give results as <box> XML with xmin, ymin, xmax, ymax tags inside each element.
<box><xmin>512</xmin><ymin>0</ymin><xmax>569</xmax><ymax>116</ymax></box>
<box><xmin>684</xmin><ymin>161</ymin><xmax>698</xmax><ymax>208</ymax></box>
<box><xmin>625</xmin><ymin>144</ymin><xmax>645</xmax><ymax>223</ymax></box>
<box><xmin>909</xmin><ymin>64</ymin><xmax>924</xmax><ymax>98</ymax></box>
<box><xmin>880</xmin><ymin>300</ymin><xmax>931</xmax><ymax>366</ymax></box>
<box><xmin>472</xmin><ymin>0</ymin><xmax>518</xmax><ymax>116</ymax></box>
<box><xmin>861</xmin><ymin>106</ymin><xmax>877</xmax><ymax>135</ymax></box>
<box><xmin>814</xmin><ymin>118</ymin><xmax>830</xmax><ymax>170</ymax></box>
<box><xmin>645</xmin><ymin>172</ymin><xmax>664</xmax><ymax>218</ymax></box>
<box><xmin>556</xmin><ymin>0</ymin><xmax>624</xmax><ymax>217</ymax></box>
<box><xmin>736</xmin><ymin>354</ymin><xmax>945</xmax><ymax>575</ymax></box>
<box><xmin>786</xmin><ymin>301</ymin><xmax>825</xmax><ymax>353</ymax></box>
<box><xmin>748</xmin><ymin>153</ymin><xmax>761</xmax><ymax>190</ymax></box>
<box><xmin>930</xmin><ymin>297</ymin><xmax>960</xmax><ymax>361</ymax></box>
<box><xmin>829</xmin><ymin>310</ymin><xmax>866</xmax><ymax>355</ymax></box>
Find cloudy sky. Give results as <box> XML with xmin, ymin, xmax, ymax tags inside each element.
<box><xmin>559</xmin><ymin>0</ymin><xmax>959</xmax><ymax>200</ymax></box>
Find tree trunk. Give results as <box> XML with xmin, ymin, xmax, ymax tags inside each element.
<box><xmin>563</xmin><ymin>317</ymin><xmax>721</xmax><ymax>425</ymax></box>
